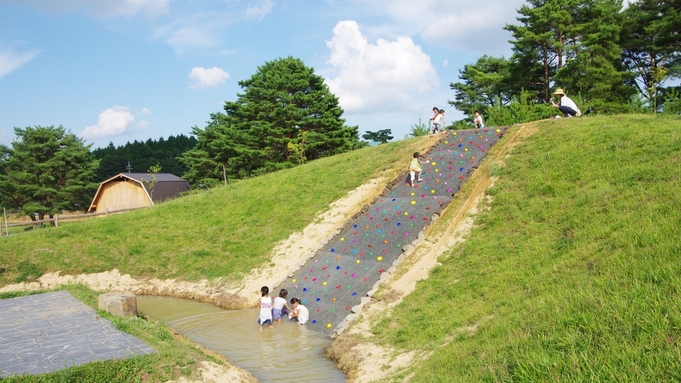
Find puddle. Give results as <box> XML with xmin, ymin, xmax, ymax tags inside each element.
<box><xmin>137</xmin><ymin>295</ymin><xmax>346</xmax><ymax>382</ymax></box>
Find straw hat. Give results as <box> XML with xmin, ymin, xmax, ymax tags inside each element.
<box><xmin>553</xmin><ymin>88</ymin><xmax>566</xmax><ymax>96</ymax></box>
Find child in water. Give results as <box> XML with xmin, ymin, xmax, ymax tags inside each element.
<box><xmin>273</xmin><ymin>289</ymin><xmax>293</xmax><ymax>324</ymax></box>
<box><xmin>257</xmin><ymin>286</ymin><xmax>274</xmax><ymax>332</ymax></box>
<box><xmin>288</xmin><ymin>297</ymin><xmax>309</xmax><ymax>325</ymax></box>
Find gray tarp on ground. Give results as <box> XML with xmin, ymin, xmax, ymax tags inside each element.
<box><xmin>276</xmin><ymin>128</ymin><xmax>506</xmax><ymax>336</ymax></box>
<box><xmin>0</xmin><ymin>290</ymin><xmax>155</xmax><ymax>377</ymax></box>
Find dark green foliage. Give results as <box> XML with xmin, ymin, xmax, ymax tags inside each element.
<box><xmin>453</xmin><ymin>0</ymin><xmax>678</xmax><ymax>119</ymax></box>
<box><xmin>91</xmin><ymin>134</ymin><xmax>197</xmax><ymax>181</ymax></box>
<box><xmin>486</xmin><ymin>90</ymin><xmax>556</xmax><ymax>126</ymax></box>
<box><xmin>621</xmin><ymin>0</ymin><xmax>681</xmax><ymax>112</ymax></box>
<box><xmin>362</xmin><ymin>129</ymin><xmax>394</xmax><ymax>144</ymax></box>
<box><xmin>0</xmin><ymin>125</ymin><xmax>99</xmax><ymax>219</ymax></box>
<box><xmin>408</xmin><ymin>119</ymin><xmax>430</xmax><ymax>137</ymax></box>
<box><xmin>555</xmin><ymin>0</ymin><xmax>633</xmax><ymax>113</ymax></box>
<box><xmin>180</xmin><ymin>56</ymin><xmax>361</xmax><ymax>184</ymax></box>
<box><xmin>449</xmin><ymin>55</ymin><xmax>512</xmax><ymax>116</ymax></box>
<box><xmin>505</xmin><ymin>0</ymin><xmax>578</xmax><ymax>102</ymax></box>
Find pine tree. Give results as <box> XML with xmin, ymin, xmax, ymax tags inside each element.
<box><xmin>0</xmin><ymin>126</ymin><xmax>99</xmax><ymax>219</ymax></box>
<box><xmin>181</xmin><ymin>57</ymin><xmax>361</xmax><ymax>184</ymax></box>
<box><xmin>449</xmin><ymin>55</ymin><xmax>512</xmax><ymax>116</ymax></box>
<box><xmin>556</xmin><ymin>0</ymin><xmax>633</xmax><ymax>112</ymax></box>
<box><xmin>621</xmin><ymin>0</ymin><xmax>681</xmax><ymax>111</ymax></box>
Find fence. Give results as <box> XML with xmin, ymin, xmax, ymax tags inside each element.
<box><xmin>1</xmin><ymin>207</ymin><xmax>146</xmax><ymax>237</ymax></box>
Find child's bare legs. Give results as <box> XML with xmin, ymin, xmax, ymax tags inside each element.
<box><xmin>416</xmin><ymin>170</ymin><xmax>423</xmax><ymax>182</ymax></box>
<box><xmin>259</xmin><ymin>325</ymin><xmax>264</xmax><ymax>332</ymax></box>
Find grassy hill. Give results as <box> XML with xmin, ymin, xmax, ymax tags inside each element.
<box><xmin>2</xmin><ymin>115</ymin><xmax>679</xmax><ymax>382</ymax></box>
<box><xmin>366</xmin><ymin>114</ymin><xmax>681</xmax><ymax>381</ymax></box>
<box><xmin>0</xmin><ymin>135</ymin><xmax>438</xmax><ymax>287</ymax></box>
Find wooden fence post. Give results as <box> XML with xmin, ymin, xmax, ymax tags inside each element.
<box><xmin>55</xmin><ymin>214</ymin><xmax>59</xmax><ymax>228</ymax></box>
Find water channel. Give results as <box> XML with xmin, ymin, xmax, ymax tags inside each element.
<box><xmin>137</xmin><ymin>296</ymin><xmax>347</xmax><ymax>382</ymax></box>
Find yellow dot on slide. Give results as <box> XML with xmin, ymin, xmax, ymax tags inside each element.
<box><xmin>323</xmin><ymin>281</ymin><xmax>327</xmax><ymax>286</ymax></box>
<box><xmin>377</xmin><ymin>256</ymin><xmax>383</xmax><ymax>261</ymax></box>
<box><xmin>435</xmin><ymin>169</ymin><xmax>439</xmax><ymax>172</ymax></box>
<box><xmin>340</xmin><ymin>237</ymin><xmax>344</xmax><ymax>241</ymax></box>
<box><xmin>453</xmin><ymin>132</ymin><xmax>457</xmax><ymax>136</ymax></box>
<box><xmin>356</xmin><ymin>260</ymin><xmax>361</xmax><ymax>264</ymax></box>
<box><xmin>431</xmin><ymin>162</ymin><xmax>436</xmax><ymax>166</ymax></box>
<box><xmin>411</xmin><ymin>200</ymin><xmax>416</xmax><ymax>205</ymax></box>
<box><xmin>404</xmin><ymin>212</ymin><xmax>409</xmax><ymax>215</ymax></box>
<box><xmin>410</xmin><ymin>192</ymin><xmax>415</xmax><ymax>196</ymax></box>
<box><xmin>292</xmin><ymin>279</ymin><xmax>296</xmax><ymax>283</ymax></box>
<box><xmin>496</xmin><ymin>129</ymin><xmax>501</xmax><ymax>132</ymax></box>
<box><xmin>327</xmin><ymin>323</ymin><xmax>332</xmax><ymax>328</ymax></box>
<box><xmin>431</xmin><ymin>190</ymin><xmax>435</xmax><ymax>194</ymax></box>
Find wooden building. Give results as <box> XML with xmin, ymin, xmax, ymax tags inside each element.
<box><xmin>88</xmin><ymin>173</ymin><xmax>191</xmax><ymax>213</ymax></box>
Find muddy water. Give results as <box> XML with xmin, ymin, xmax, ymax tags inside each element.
<box><xmin>137</xmin><ymin>296</ymin><xmax>346</xmax><ymax>383</ymax></box>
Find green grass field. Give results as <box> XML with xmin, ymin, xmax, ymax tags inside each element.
<box><xmin>369</xmin><ymin>115</ymin><xmax>681</xmax><ymax>382</ymax></box>
<box><xmin>0</xmin><ymin>135</ymin><xmax>436</xmax><ymax>286</ymax></box>
<box><xmin>2</xmin><ymin>115</ymin><xmax>679</xmax><ymax>382</ymax></box>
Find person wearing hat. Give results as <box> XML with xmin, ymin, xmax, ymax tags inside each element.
<box><xmin>551</xmin><ymin>88</ymin><xmax>581</xmax><ymax>117</ymax></box>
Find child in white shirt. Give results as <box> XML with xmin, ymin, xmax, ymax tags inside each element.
<box><xmin>288</xmin><ymin>297</ymin><xmax>309</xmax><ymax>325</ymax></box>
<box><xmin>257</xmin><ymin>286</ymin><xmax>274</xmax><ymax>331</ymax></box>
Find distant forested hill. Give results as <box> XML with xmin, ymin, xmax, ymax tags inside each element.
<box><xmin>92</xmin><ymin>134</ymin><xmax>197</xmax><ymax>181</ymax></box>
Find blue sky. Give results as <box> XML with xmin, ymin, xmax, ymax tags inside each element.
<box><xmin>0</xmin><ymin>0</ymin><xmax>529</xmax><ymax>149</ymax></box>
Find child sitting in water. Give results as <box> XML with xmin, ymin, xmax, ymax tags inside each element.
<box><xmin>288</xmin><ymin>297</ymin><xmax>309</xmax><ymax>325</ymax></box>
<box><xmin>273</xmin><ymin>289</ymin><xmax>293</xmax><ymax>324</ymax></box>
<box><xmin>257</xmin><ymin>286</ymin><xmax>274</xmax><ymax>332</ymax></box>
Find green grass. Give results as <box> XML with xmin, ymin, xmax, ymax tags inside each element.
<box><xmin>1</xmin><ymin>284</ymin><xmax>220</xmax><ymax>383</ymax></box>
<box><xmin>0</xmin><ymin>136</ymin><xmax>436</xmax><ymax>286</ymax></box>
<box><xmin>370</xmin><ymin>114</ymin><xmax>681</xmax><ymax>382</ymax></box>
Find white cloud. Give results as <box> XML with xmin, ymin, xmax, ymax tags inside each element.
<box><xmin>141</xmin><ymin>107</ymin><xmax>151</xmax><ymax>115</ymax></box>
<box><xmin>11</xmin><ymin>0</ymin><xmax>169</xmax><ymax>18</ymax></box>
<box><xmin>244</xmin><ymin>0</ymin><xmax>274</xmax><ymax>20</ymax></box>
<box><xmin>0</xmin><ymin>47</ymin><xmax>40</xmax><ymax>79</ymax></box>
<box><xmin>443</xmin><ymin>59</ymin><xmax>449</xmax><ymax>68</ymax></box>
<box><xmin>153</xmin><ymin>14</ymin><xmax>229</xmax><ymax>54</ymax></box>
<box><xmin>81</xmin><ymin>106</ymin><xmax>136</xmax><ymax>139</ymax></box>
<box><xmin>324</xmin><ymin>20</ymin><xmax>438</xmax><ymax>113</ymax></box>
<box><xmin>188</xmin><ymin>67</ymin><xmax>230</xmax><ymax>89</ymax></box>
<box><xmin>348</xmin><ymin>0</ymin><xmax>525</xmax><ymax>55</ymax></box>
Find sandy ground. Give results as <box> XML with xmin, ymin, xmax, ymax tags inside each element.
<box><xmin>166</xmin><ymin>361</ymin><xmax>256</xmax><ymax>383</ymax></box>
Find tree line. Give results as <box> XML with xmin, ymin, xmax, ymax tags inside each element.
<box><xmin>450</xmin><ymin>0</ymin><xmax>680</xmax><ymax>126</ymax></box>
<box><xmin>0</xmin><ymin>57</ymin><xmax>364</xmax><ymax>219</ymax></box>
<box><xmin>92</xmin><ymin>134</ymin><xmax>197</xmax><ymax>181</ymax></box>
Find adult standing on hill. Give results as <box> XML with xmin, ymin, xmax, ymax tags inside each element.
<box><xmin>551</xmin><ymin>88</ymin><xmax>581</xmax><ymax>117</ymax></box>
